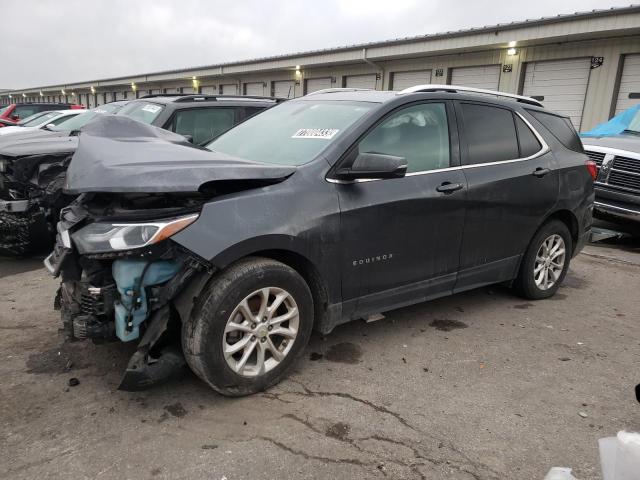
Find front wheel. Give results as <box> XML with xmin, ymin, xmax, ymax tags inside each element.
<box><xmin>514</xmin><ymin>220</ymin><xmax>572</xmax><ymax>300</ymax></box>
<box><xmin>182</xmin><ymin>257</ymin><xmax>313</xmax><ymax>396</ymax></box>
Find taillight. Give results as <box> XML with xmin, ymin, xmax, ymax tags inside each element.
<box><xmin>585</xmin><ymin>160</ymin><xmax>598</xmax><ymax>180</ymax></box>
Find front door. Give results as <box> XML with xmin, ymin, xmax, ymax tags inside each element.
<box><xmin>335</xmin><ymin>101</ymin><xmax>467</xmax><ymax>318</ymax></box>
<box><xmin>454</xmin><ymin>101</ymin><xmax>558</xmax><ymax>291</ymax></box>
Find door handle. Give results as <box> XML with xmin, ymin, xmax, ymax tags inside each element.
<box><xmin>436</xmin><ymin>182</ymin><xmax>463</xmax><ymax>194</ymax></box>
<box><xmin>532</xmin><ymin>167</ymin><xmax>551</xmax><ymax>178</ymax></box>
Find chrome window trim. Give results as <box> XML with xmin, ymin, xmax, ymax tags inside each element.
<box><xmin>326</xmin><ymin>110</ymin><xmax>549</xmax><ymax>184</ymax></box>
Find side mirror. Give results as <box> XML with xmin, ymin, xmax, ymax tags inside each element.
<box><xmin>10</xmin><ymin>115</ymin><xmax>19</xmax><ymax>121</ymax></box>
<box><xmin>182</xmin><ymin>134</ymin><xmax>194</xmax><ymax>143</ymax></box>
<box><xmin>44</xmin><ymin>123</ymin><xmax>56</xmax><ymax>130</ymax></box>
<box><xmin>335</xmin><ymin>152</ymin><xmax>407</xmax><ymax>181</ymax></box>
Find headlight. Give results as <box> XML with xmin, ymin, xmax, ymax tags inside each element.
<box><xmin>72</xmin><ymin>213</ymin><xmax>198</xmax><ymax>253</ymax></box>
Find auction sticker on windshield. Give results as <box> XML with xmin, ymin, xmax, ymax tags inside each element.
<box><xmin>142</xmin><ymin>104</ymin><xmax>162</xmax><ymax>113</ymax></box>
<box><xmin>292</xmin><ymin>128</ymin><xmax>339</xmax><ymax>139</ymax></box>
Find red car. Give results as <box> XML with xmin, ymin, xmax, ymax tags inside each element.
<box><xmin>0</xmin><ymin>102</ymin><xmax>85</xmax><ymax>126</ymax></box>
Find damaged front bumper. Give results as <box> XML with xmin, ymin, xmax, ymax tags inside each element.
<box><xmin>46</xmin><ymin>205</ymin><xmax>211</xmax><ymax>390</ymax></box>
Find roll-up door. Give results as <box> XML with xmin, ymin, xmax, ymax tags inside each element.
<box><xmin>522</xmin><ymin>58</ymin><xmax>591</xmax><ymax>130</ymax></box>
<box><xmin>615</xmin><ymin>54</ymin><xmax>640</xmax><ymax>115</ymax></box>
<box><xmin>305</xmin><ymin>77</ymin><xmax>332</xmax><ymax>94</ymax></box>
<box><xmin>116</xmin><ymin>91</ymin><xmax>125</xmax><ymax>101</ymax></box>
<box><xmin>450</xmin><ymin>65</ymin><xmax>501</xmax><ymax>90</ymax></box>
<box><xmin>273</xmin><ymin>80</ymin><xmax>295</xmax><ymax>98</ymax></box>
<box><xmin>244</xmin><ymin>82</ymin><xmax>265</xmax><ymax>96</ymax></box>
<box><xmin>199</xmin><ymin>86</ymin><xmax>214</xmax><ymax>95</ymax></box>
<box><xmin>345</xmin><ymin>74</ymin><xmax>377</xmax><ymax>89</ymax></box>
<box><xmin>392</xmin><ymin>70</ymin><xmax>432</xmax><ymax>91</ymax></box>
<box><xmin>221</xmin><ymin>84</ymin><xmax>238</xmax><ymax>95</ymax></box>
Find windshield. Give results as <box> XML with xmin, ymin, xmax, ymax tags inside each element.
<box><xmin>0</xmin><ymin>105</ymin><xmax>11</xmax><ymax>115</ymax></box>
<box><xmin>93</xmin><ymin>103</ymin><xmax>125</xmax><ymax>114</ymax></box>
<box><xmin>206</xmin><ymin>100</ymin><xmax>375</xmax><ymax>165</ymax></box>
<box><xmin>22</xmin><ymin>111</ymin><xmax>61</xmax><ymax>127</ymax></box>
<box><xmin>50</xmin><ymin>111</ymin><xmax>102</xmax><ymax>131</ymax></box>
<box><xmin>18</xmin><ymin>112</ymin><xmax>49</xmax><ymax>126</ymax></box>
<box><xmin>116</xmin><ymin>101</ymin><xmax>165</xmax><ymax>124</ymax></box>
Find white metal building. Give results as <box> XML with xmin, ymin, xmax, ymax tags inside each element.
<box><xmin>3</xmin><ymin>6</ymin><xmax>640</xmax><ymax>131</ymax></box>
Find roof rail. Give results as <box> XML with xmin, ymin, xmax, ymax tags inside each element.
<box><xmin>140</xmin><ymin>93</ymin><xmax>284</xmax><ymax>103</ymax></box>
<box><xmin>306</xmin><ymin>87</ymin><xmax>372</xmax><ymax>96</ymax></box>
<box><xmin>398</xmin><ymin>84</ymin><xmax>544</xmax><ymax>107</ymax></box>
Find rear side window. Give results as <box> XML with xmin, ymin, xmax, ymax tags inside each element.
<box><xmin>169</xmin><ymin>107</ymin><xmax>237</xmax><ymax>144</ymax></box>
<box><xmin>526</xmin><ymin>110</ymin><xmax>583</xmax><ymax>153</ymax></box>
<box><xmin>358</xmin><ymin>102</ymin><xmax>450</xmax><ymax>173</ymax></box>
<box><xmin>460</xmin><ymin>103</ymin><xmax>518</xmax><ymax>165</ymax></box>
<box><xmin>515</xmin><ymin>115</ymin><xmax>542</xmax><ymax>157</ymax></box>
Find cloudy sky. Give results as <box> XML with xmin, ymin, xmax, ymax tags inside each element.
<box><xmin>0</xmin><ymin>0</ymin><xmax>629</xmax><ymax>89</ymax></box>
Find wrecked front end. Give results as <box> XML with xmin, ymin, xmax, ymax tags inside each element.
<box><xmin>46</xmin><ymin>193</ymin><xmax>212</xmax><ymax>390</ymax></box>
<box><xmin>0</xmin><ymin>146</ymin><xmax>76</xmax><ymax>255</ymax></box>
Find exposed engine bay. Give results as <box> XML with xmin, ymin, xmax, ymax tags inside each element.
<box><xmin>48</xmin><ymin>192</ymin><xmax>215</xmax><ymax>390</ymax></box>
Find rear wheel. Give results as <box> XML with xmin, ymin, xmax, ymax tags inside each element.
<box><xmin>514</xmin><ymin>220</ymin><xmax>572</xmax><ymax>300</ymax></box>
<box><xmin>182</xmin><ymin>257</ymin><xmax>313</xmax><ymax>396</ymax></box>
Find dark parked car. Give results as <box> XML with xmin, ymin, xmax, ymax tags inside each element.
<box><xmin>0</xmin><ymin>95</ymin><xmax>279</xmax><ymax>254</ymax></box>
<box><xmin>0</xmin><ymin>102</ymin><xmax>84</xmax><ymax>124</ymax></box>
<box><xmin>46</xmin><ymin>86</ymin><xmax>594</xmax><ymax>395</ymax></box>
<box><xmin>581</xmin><ymin>105</ymin><xmax>640</xmax><ymax>224</ymax></box>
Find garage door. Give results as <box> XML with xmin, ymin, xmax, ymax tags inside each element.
<box><xmin>116</xmin><ymin>91</ymin><xmax>126</xmax><ymax>101</ymax></box>
<box><xmin>392</xmin><ymin>70</ymin><xmax>432</xmax><ymax>91</ymax></box>
<box><xmin>305</xmin><ymin>77</ymin><xmax>332</xmax><ymax>94</ymax></box>
<box><xmin>199</xmin><ymin>86</ymin><xmax>214</xmax><ymax>95</ymax></box>
<box><xmin>274</xmin><ymin>80</ymin><xmax>295</xmax><ymax>99</ymax></box>
<box><xmin>522</xmin><ymin>58</ymin><xmax>591</xmax><ymax>130</ymax></box>
<box><xmin>345</xmin><ymin>74</ymin><xmax>377</xmax><ymax>89</ymax></box>
<box><xmin>450</xmin><ymin>65</ymin><xmax>501</xmax><ymax>90</ymax></box>
<box><xmin>221</xmin><ymin>84</ymin><xmax>238</xmax><ymax>95</ymax></box>
<box><xmin>614</xmin><ymin>54</ymin><xmax>640</xmax><ymax>115</ymax></box>
<box><xmin>244</xmin><ymin>82</ymin><xmax>265</xmax><ymax>96</ymax></box>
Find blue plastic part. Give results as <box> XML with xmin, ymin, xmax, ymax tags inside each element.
<box><xmin>581</xmin><ymin>104</ymin><xmax>640</xmax><ymax>137</ymax></box>
<box><xmin>112</xmin><ymin>259</ymin><xmax>181</xmax><ymax>342</ymax></box>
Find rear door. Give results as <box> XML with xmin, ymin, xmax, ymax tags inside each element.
<box><xmin>454</xmin><ymin>101</ymin><xmax>557</xmax><ymax>291</ymax></box>
<box><xmin>336</xmin><ymin>101</ymin><xmax>467</xmax><ymax>316</ymax></box>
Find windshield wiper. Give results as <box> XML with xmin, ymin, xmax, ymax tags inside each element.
<box><xmin>622</xmin><ymin>129</ymin><xmax>640</xmax><ymax>136</ymax></box>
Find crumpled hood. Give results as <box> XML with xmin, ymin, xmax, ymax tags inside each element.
<box><xmin>65</xmin><ymin>115</ymin><xmax>296</xmax><ymax>194</ymax></box>
<box><xmin>0</xmin><ymin>135</ymin><xmax>79</xmax><ymax>158</ymax></box>
<box><xmin>581</xmin><ymin>133</ymin><xmax>640</xmax><ymax>153</ymax></box>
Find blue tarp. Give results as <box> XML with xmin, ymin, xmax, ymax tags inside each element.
<box><xmin>581</xmin><ymin>104</ymin><xmax>640</xmax><ymax>137</ymax></box>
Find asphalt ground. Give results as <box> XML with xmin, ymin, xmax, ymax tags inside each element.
<box><xmin>1</xmin><ymin>234</ymin><xmax>639</xmax><ymax>479</ymax></box>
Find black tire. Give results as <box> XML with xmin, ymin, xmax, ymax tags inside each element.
<box><xmin>182</xmin><ymin>257</ymin><xmax>313</xmax><ymax>396</ymax></box>
<box><xmin>514</xmin><ymin>219</ymin><xmax>573</xmax><ymax>300</ymax></box>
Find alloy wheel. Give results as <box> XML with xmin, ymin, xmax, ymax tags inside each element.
<box><xmin>533</xmin><ymin>234</ymin><xmax>566</xmax><ymax>291</ymax></box>
<box><xmin>222</xmin><ymin>287</ymin><xmax>300</xmax><ymax>377</ymax></box>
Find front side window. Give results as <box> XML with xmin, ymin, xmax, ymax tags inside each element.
<box><xmin>116</xmin><ymin>101</ymin><xmax>165</xmax><ymax>124</ymax></box>
<box><xmin>461</xmin><ymin>103</ymin><xmax>519</xmax><ymax>165</ymax></box>
<box><xmin>206</xmin><ymin>100</ymin><xmax>375</xmax><ymax>166</ymax></box>
<box><xmin>357</xmin><ymin>103</ymin><xmax>450</xmax><ymax>173</ymax></box>
<box><xmin>169</xmin><ymin>107</ymin><xmax>236</xmax><ymax>144</ymax></box>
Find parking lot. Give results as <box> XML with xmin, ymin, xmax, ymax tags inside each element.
<box><xmin>1</xmin><ymin>237</ymin><xmax>638</xmax><ymax>480</ymax></box>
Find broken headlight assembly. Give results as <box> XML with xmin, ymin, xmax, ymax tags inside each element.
<box><xmin>71</xmin><ymin>213</ymin><xmax>199</xmax><ymax>254</ymax></box>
